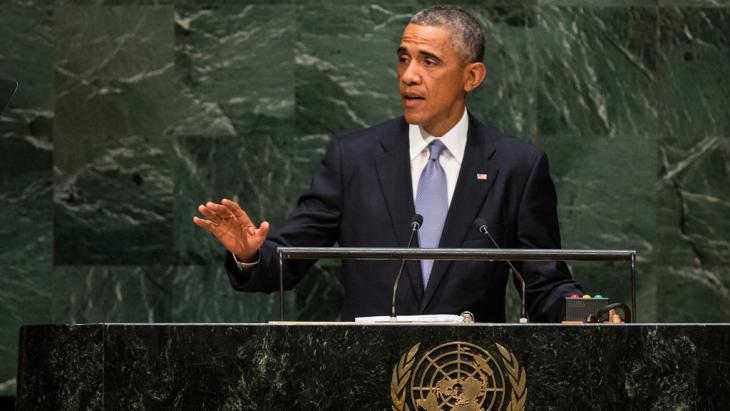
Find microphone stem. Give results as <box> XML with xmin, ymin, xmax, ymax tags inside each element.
<box><xmin>482</xmin><ymin>228</ymin><xmax>528</xmax><ymax>323</ymax></box>
<box><xmin>391</xmin><ymin>225</ymin><xmax>418</xmax><ymax>319</ymax></box>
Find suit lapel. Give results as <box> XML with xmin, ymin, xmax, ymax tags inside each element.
<box><xmin>374</xmin><ymin>119</ymin><xmax>425</xmax><ymax>299</ymax></box>
<box><xmin>419</xmin><ymin>116</ymin><xmax>498</xmax><ymax>313</ymax></box>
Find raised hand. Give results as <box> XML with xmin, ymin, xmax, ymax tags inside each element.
<box><xmin>193</xmin><ymin>198</ymin><xmax>270</xmax><ymax>262</ymax></box>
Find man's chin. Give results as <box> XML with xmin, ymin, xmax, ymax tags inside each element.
<box><xmin>402</xmin><ymin>111</ymin><xmax>425</xmax><ymax>126</ymax></box>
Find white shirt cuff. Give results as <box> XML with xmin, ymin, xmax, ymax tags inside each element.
<box><xmin>232</xmin><ymin>251</ymin><xmax>261</xmax><ymax>270</ymax></box>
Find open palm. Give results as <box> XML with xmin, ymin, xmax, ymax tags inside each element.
<box><xmin>193</xmin><ymin>198</ymin><xmax>270</xmax><ymax>262</ymax></box>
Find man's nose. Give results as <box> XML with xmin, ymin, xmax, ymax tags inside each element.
<box><xmin>400</xmin><ymin>61</ymin><xmax>421</xmax><ymax>85</ymax></box>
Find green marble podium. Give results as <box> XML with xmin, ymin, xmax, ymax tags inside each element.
<box><xmin>16</xmin><ymin>324</ymin><xmax>730</xmax><ymax>410</ymax></box>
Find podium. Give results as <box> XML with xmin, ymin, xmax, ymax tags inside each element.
<box><xmin>16</xmin><ymin>323</ymin><xmax>730</xmax><ymax>410</ymax></box>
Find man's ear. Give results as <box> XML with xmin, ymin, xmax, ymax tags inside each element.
<box><xmin>464</xmin><ymin>62</ymin><xmax>487</xmax><ymax>93</ymax></box>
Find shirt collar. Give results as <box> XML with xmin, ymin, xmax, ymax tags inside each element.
<box><xmin>408</xmin><ymin>109</ymin><xmax>469</xmax><ymax>163</ymax></box>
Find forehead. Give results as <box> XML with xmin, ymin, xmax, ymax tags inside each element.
<box><xmin>398</xmin><ymin>24</ymin><xmax>455</xmax><ymax>55</ymax></box>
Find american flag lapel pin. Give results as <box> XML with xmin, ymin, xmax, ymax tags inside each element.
<box><xmin>476</xmin><ymin>173</ymin><xmax>488</xmax><ymax>180</ymax></box>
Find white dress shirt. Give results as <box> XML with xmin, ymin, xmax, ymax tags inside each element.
<box><xmin>409</xmin><ymin>109</ymin><xmax>469</xmax><ymax>206</ymax></box>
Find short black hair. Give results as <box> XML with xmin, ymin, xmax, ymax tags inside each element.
<box><xmin>410</xmin><ymin>6</ymin><xmax>485</xmax><ymax>63</ymax></box>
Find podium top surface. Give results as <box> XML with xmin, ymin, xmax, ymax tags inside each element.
<box><xmin>18</xmin><ymin>322</ymin><xmax>730</xmax><ymax>329</ymax></box>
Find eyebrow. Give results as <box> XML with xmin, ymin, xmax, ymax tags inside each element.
<box><xmin>419</xmin><ymin>51</ymin><xmax>442</xmax><ymax>62</ymax></box>
<box><xmin>397</xmin><ymin>47</ymin><xmax>443</xmax><ymax>63</ymax></box>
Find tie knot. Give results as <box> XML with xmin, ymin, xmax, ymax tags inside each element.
<box><xmin>428</xmin><ymin>140</ymin><xmax>446</xmax><ymax>161</ymax></box>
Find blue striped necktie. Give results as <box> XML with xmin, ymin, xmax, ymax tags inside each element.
<box><xmin>415</xmin><ymin>139</ymin><xmax>448</xmax><ymax>289</ymax></box>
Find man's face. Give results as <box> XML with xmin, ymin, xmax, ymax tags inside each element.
<box><xmin>397</xmin><ymin>24</ymin><xmax>471</xmax><ymax>136</ymax></box>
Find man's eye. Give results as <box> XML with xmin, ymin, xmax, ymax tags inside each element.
<box><xmin>399</xmin><ymin>56</ymin><xmax>409</xmax><ymax>63</ymax></box>
<box><xmin>425</xmin><ymin>59</ymin><xmax>438</xmax><ymax>66</ymax></box>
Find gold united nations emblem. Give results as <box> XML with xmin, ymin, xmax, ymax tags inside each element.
<box><xmin>390</xmin><ymin>341</ymin><xmax>527</xmax><ymax>411</ymax></box>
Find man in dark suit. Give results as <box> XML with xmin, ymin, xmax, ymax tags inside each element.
<box><xmin>194</xmin><ymin>6</ymin><xmax>583</xmax><ymax>322</ymax></box>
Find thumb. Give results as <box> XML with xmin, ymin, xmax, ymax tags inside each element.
<box><xmin>256</xmin><ymin>221</ymin><xmax>270</xmax><ymax>242</ymax></box>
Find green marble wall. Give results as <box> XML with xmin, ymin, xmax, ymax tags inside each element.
<box><xmin>1</xmin><ymin>0</ymin><xmax>729</xmax><ymax>396</ymax></box>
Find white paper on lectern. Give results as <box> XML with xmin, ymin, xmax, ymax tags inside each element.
<box><xmin>354</xmin><ymin>314</ymin><xmax>462</xmax><ymax>323</ymax></box>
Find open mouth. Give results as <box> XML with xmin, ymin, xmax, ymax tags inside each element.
<box><xmin>402</xmin><ymin>93</ymin><xmax>425</xmax><ymax>108</ymax></box>
<box><xmin>402</xmin><ymin>94</ymin><xmax>424</xmax><ymax>101</ymax></box>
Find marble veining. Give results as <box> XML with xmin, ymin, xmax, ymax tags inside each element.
<box><xmin>15</xmin><ymin>324</ymin><xmax>730</xmax><ymax>410</ymax></box>
<box><xmin>1</xmin><ymin>0</ymin><xmax>729</xmax><ymax>399</ymax></box>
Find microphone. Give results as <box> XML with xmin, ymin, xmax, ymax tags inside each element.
<box><xmin>474</xmin><ymin>218</ymin><xmax>528</xmax><ymax>324</ymax></box>
<box><xmin>391</xmin><ymin>214</ymin><xmax>423</xmax><ymax>319</ymax></box>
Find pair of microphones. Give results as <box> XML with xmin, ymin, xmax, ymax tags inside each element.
<box><xmin>390</xmin><ymin>214</ymin><xmax>528</xmax><ymax>323</ymax></box>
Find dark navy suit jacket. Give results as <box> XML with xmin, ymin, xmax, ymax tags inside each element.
<box><xmin>225</xmin><ymin>113</ymin><xmax>582</xmax><ymax>322</ymax></box>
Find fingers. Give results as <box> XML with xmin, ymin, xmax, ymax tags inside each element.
<box><xmin>192</xmin><ymin>216</ymin><xmax>215</xmax><ymax>231</ymax></box>
<box><xmin>197</xmin><ymin>201</ymin><xmax>239</xmax><ymax>227</ymax></box>
<box><xmin>206</xmin><ymin>201</ymin><xmax>237</xmax><ymax>222</ymax></box>
<box><xmin>197</xmin><ymin>204</ymin><xmax>220</xmax><ymax>223</ymax></box>
<box><xmin>609</xmin><ymin>309</ymin><xmax>623</xmax><ymax>324</ymax></box>
<box><xmin>193</xmin><ymin>200</ymin><xmax>269</xmax><ymax>260</ymax></box>
<box><xmin>193</xmin><ymin>200</ymin><xmax>268</xmax><ymax>236</ymax></box>
<box><xmin>221</xmin><ymin>198</ymin><xmax>252</xmax><ymax>223</ymax></box>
